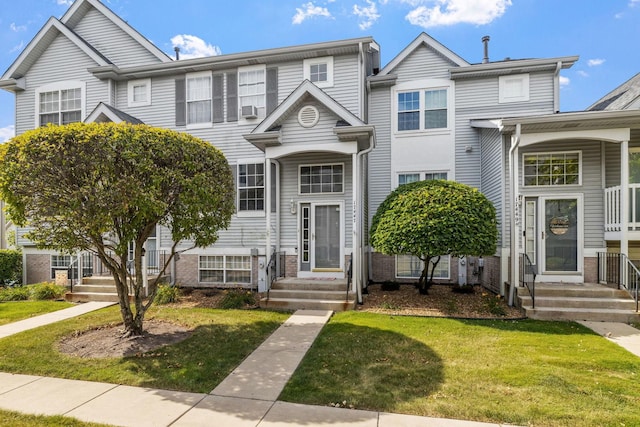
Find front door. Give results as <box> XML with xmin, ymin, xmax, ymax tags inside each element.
<box><xmin>299</xmin><ymin>202</ymin><xmax>343</xmax><ymax>277</ymax></box>
<box><xmin>540</xmin><ymin>197</ymin><xmax>580</xmax><ymax>274</ymax></box>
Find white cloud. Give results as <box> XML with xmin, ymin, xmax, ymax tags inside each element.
<box><xmin>10</xmin><ymin>41</ymin><xmax>25</xmax><ymax>53</ymax></box>
<box><xmin>559</xmin><ymin>76</ymin><xmax>570</xmax><ymax>87</ymax></box>
<box><xmin>577</xmin><ymin>70</ymin><xmax>589</xmax><ymax>78</ymax></box>
<box><xmin>292</xmin><ymin>2</ymin><xmax>332</xmax><ymax>24</ymax></box>
<box><xmin>56</xmin><ymin>0</ymin><xmax>74</xmax><ymax>5</ymax></box>
<box><xmin>630</xmin><ymin>0</ymin><xmax>640</xmax><ymax>7</ymax></box>
<box><xmin>170</xmin><ymin>35</ymin><xmax>221</xmax><ymax>59</ymax></box>
<box><xmin>587</xmin><ymin>58</ymin><xmax>605</xmax><ymax>67</ymax></box>
<box><xmin>0</xmin><ymin>125</ymin><xmax>15</xmax><ymax>143</ymax></box>
<box><xmin>353</xmin><ymin>0</ymin><xmax>381</xmax><ymax>30</ymax></box>
<box><xmin>10</xmin><ymin>23</ymin><xmax>26</xmax><ymax>32</ymax></box>
<box><xmin>405</xmin><ymin>0</ymin><xmax>512</xmax><ymax>28</ymax></box>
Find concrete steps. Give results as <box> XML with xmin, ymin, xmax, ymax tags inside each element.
<box><xmin>517</xmin><ymin>283</ymin><xmax>640</xmax><ymax>322</ymax></box>
<box><xmin>261</xmin><ymin>278</ymin><xmax>355</xmax><ymax>311</ymax></box>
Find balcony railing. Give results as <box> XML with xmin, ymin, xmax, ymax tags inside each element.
<box><xmin>604</xmin><ymin>184</ymin><xmax>640</xmax><ymax>231</ymax></box>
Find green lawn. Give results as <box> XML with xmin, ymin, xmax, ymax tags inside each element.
<box><xmin>0</xmin><ymin>301</ymin><xmax>74</xmax><ymax>326</ymax></box>
<box><xmin>0</xmin><ymin>304</ymin><xmax>288</xmax><ymax>393</ymax></box>
<box><xmin>0</xmin><ymin>409</ymin><xmax>112</xmax><ymax>427</ymax></box>
<box><xmin>280</xmin><ymin>312</ymin><xmax>640</xmax><ymax>427</ymax></box>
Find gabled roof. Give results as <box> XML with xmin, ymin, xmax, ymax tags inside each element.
<box><xmin>1</xmin><ymin>17</ymin><xmax>110</xmax><ymax>83</ymax></box>
<box><xmin>245</xmin><ymin>80</ymin><xmax>373</xmax><ymax>152</ymax></box>
<box><xmin>61</xmin><ymin>0</ymin><xmax>171</xmax><ymax>64</ymax></box>
<box><xmin>85</xmin><ymin>102</ymin><xmax>144</xmax><ymax>124</ymax></box>
<box><xmin>378</xmin><ymin>32</ymin><xmax>469</xmax><ymax>76</ymax></box>
<box><xmin>588</xmin><ymin>72</ymin><xmax>640</xmax><ymax>111</ymax></box>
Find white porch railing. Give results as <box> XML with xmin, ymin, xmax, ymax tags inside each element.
<box><xmin>605</xmin><ymin>184</ymin><xmax>640</xmax><ymax>231</ymax></box>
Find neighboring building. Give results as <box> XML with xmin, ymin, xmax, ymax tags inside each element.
<box><xmin>3</xmin><ymin>0</ymin><xmax>640</xmax><ymax>304</ymax></box>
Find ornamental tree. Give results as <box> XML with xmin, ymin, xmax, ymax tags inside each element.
<box><xmin>370</xmin><ymin>180</ymin><xmax>497</xmax><ymax>294</ymax></box>
<box><xmin>0</xmin><ymin>122</ymin><xmax>235</xmax><ymax>336</ymax></box>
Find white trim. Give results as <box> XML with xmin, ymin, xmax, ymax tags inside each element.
<box><xmin>127</xmin><ymin>78</ymin><xmax>151</xmax><ymax>107</ymax></box>
<box><xmin>392</xmin><ymin>79</ymin><xmax>453</xmax><ymax>136</ymax></box>
<box><xmin>303</xmin><ymin>56</ymin><xmax>334</xmax><ymax>88</ymax></box>
<box><xmin>298</xmin><ymin>200</ymin><xmax>345</xmax><ymax>278</ymax></box>
<box><xmin>185</xmin><ymin>71</ymin><xmax>213</xmax><ymax>127</ymax></box>
<box><xmin>34</xmin><ymin>80</ymin><xmax>86</xmax><ymax>128</ymax></box>
<box><xmin>236</xmin><ymin>159</ymin><xmax>267</xmax><ymax>216</ymax></box>
<box><xmin>538</xmin><ymin>194</ymin><xmax>583</xmax><ymax>276</ymax></box>
<box><xmin>238</xmin><ymin>64</ymin><xmax>267</xmax><ymax>122</ymax></box>
<box><xmin>197</xmin><ymin>254</ymin><xmax>252</xmax><ymax>285</ymax></box>
<box><xmin>266</xmin><ymin>141</ymin><xmax>358</xmax><ymax>159</ymax></box>
<box><xmin>298</xmin><ymin>163</ymin><xmax>345</xmax><ymax>195</ymax></box>
<box><xmin>522</xmin><ymin>150</ymin><xmax>582</xmax><ymax>187</ymax></box>
<box><xmin>499</xmin><ymin>73</ymin><xmax>530</xmax><ymax>103</ymax></box>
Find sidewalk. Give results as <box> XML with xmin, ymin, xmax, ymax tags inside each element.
<box><xmin>0</xmin><ymin>307</ymin><xmax>516</xmax><ymax>426</ymax></box>
<box><xmin>578</xmin><ymin>320</ymin><xmax>640</xmax><ymax>357</ymax></box>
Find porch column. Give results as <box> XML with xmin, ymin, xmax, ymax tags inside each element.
<box><xmin>621</xmin><ymin>140</ymin><xmax>629</xmax><ymax>257</ymax></box>
<box><xmin>508</xmin><ymin>125</ymin><xmax>521</xmax><ymax>306</ymax></box>
<box><xmin>352</xmin><ymin>153</ymin><xmax>359</xmax><ymax>298</ymax></box>
<box><xmin>265</xmin><ymin>157</ymin><xmax>272</xmax><ymax>264</ymax></box>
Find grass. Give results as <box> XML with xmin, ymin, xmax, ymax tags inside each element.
<box><xmin>0</xmin><ymin>304</ymin><xmax>288</xmax><ymax>393</ymax></box>
<box><xmin>0</xmin><ymin>409</ymin><xmax>111</xmax><ymax>427</ymax></box>
<box><xmin>0</xmin><ymin>301</ymin><xmax>74</xmax><ymax>326</ymax></box>
<box><xmin>280</xmin><ymin>312</ymin><xmax>640</xmax><ymax>427</ymax></box>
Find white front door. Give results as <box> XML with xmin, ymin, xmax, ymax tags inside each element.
<box><xmin>539</xmin><ymin>196</ymin><xmax>582</xmax><ymax>277</ymax></box>
<box><xmin>299</xmin><ymin>202</ymin><xmax>344</xmax><ymax>278</ymax></box>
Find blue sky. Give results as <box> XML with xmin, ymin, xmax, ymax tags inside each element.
<box><xmin>1</xmin><ymin>0</ymin><xmax>639</xmax><ymax>142</ymax></box>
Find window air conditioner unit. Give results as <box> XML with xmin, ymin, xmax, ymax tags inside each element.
<box><xmin>241</xmin><ymin>105</ymin><xmax>258</xmax><ymax>119</ymax></box>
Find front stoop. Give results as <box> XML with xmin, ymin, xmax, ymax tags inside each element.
<box><xmin>261</xmin><ymin>278</ymin><xmax>356</xmax><ymax>311</ymax></box>
<box><xmin>517</xmin><ymin>283</ymin><xmax>640</xmax><ymax>322</ymax></box>
<box><xmin>65</xmin><ymin>276</ymin><xmax>130</xmax><ymax>303</ymax></box>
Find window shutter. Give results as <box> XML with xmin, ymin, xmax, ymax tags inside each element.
<box><xmin>270</xmin><ymin>162</ymin><xmax>277</xmax><ymax>213</ymax></box>
<box><xmin>212</xmin><ymin>74</ymin><xmax>224</xmax><ymax>123</ymax></box>
<box><xmin>226</xmin><ymin>73</ymin><xmax>238</xmax><ymax>122</ymax></box>
<box><xmin>175</xmin><ymin>78</ymin><xmax>186</xmax><ymax>126</ymax></box>
<box><xmin>230</xmin><ymin>164</ymin><xmax>238</xmax><ymax>212</ymax></box>
<box><xmin>266</xmin><ymin>67</ymin><xmax>278</xmax><ymax>115</ymax></box>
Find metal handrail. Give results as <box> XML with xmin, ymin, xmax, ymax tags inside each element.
<box><xmin>265</xmin><ymin>251</ymin><xmax>285</xmax><ymax>300</ymax></box>
<box><xmin>598</xmin><ymin>252</ymin><xmax>640</xmax><ymax>312</ymax></box>
<box><xmin>520</xmin><ymin>253</ymin><xmax>536</xmax><ymax>308</ymax></box>
<box><xmin>346</xmin><ymin>253</ymin><xmax>353</xmax><ymax>301</ymax></box>
<box><xmin>67</xmin><ymin>257</ymin><xmax>79</xmax><ymax>293</ymax></box>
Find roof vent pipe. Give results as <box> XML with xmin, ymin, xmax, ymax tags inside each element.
<box><xmin>482</xmin><ymin>36</ymin><xmax>490</xmax><ymax>64</ymax></box>
<box><xmin>174</xmin><ymin>46</ymin><xmax>180</xmax><ymax>61</ymax></box>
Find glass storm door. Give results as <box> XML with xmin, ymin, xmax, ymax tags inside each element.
<box><xmin>312</xmin><ymin>204</ymin><xmax>341</xmax><ymax>270</ymax></box>
<box><xmin>542</xmin><ymin>198</ymin><xmax>578</xmax><ymax>272</ymax></box>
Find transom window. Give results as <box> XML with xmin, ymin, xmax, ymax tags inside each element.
<box><xmin>523</xmin><ymin>152</ymin><xmax>581</xmax><ymax>186</ymax></box>
<box><xmin>397</xmin><ymin>88</ymin><xmax>448</xmax><ymax>131</ymax></box>
<box><xmin>238</xmin><ymin>162</ymin><xmax>265</xmax><ymax>211</ymax></box>
<box><xmin>199</xmin><ymin>255</ymin><xmax>251</xmax><ymax>284</ymax></box>
<box><xmin>39</xmin><ymin>88</ymin><xmax>82</xmax><ymax>126</ymax></box>
<box><xmin>238</xmin><ymin>66</ymin><xmax>266</xmax><ymax>118</ymax></box>
<box><xmin>186</xmin><ymin>73</ymin><xmax>212</xmax><ymax>124</ymax></box>
<box><xmin>396</xmin><ymin>255</ymin><xmax>450</xmax><ymax>279</ymax></box>
<box><xmin>300</xmin><ymin>164</ymin><xmax>343</xmax><ymax>194</ymax></box>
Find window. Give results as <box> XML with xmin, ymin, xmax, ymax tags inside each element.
<box><xmin>186</xmin><ymin>72</ymin><xmax>212</xmax><ymax>125</ymax></box>
<box><xmin>499</xmin><ymin>74</ymin><xmax>530</xmax><ymax>103</ymax></box>
<box><xmin>38</xmin><ymin>88</ymin><xmax>82</xmax><ymax>126</ymax></box>
<box><xmin>396</xmin><ymin>255</ymin><xmax>450</xmax><ymax>279</ymax></box>
<box><xmin>51</xmin><ymin>255</ymin><xmax>72</xmax><ymax>279</ymax></box>
<box><xmin>397</xmin><ymin>171</ymin><xmax>448</xmax><ymax>187</ymax></box>
<box><xmin>238</xmin><ymin>162</ymin><xmax>265</xmax><ymax>212</ymax></box>
<box><xmin>523</xmin><ymin>152</ymin><xmax>581</xmax><ymax>186</ymax></box>
<box><xmin>303</xmin><ymin>57</ymin><xmax>334</xmax><ymax>88</ymax></box>
<box><xmin>300</xmin><ymin>164</ymin><xmax>343</xmax><ymax>194</ymax></box>
<box><xmin>238</xmin><ymin>66</ymin><xmax>265</xmax><ymax>118</ymax></box>
<box><xmin>128</xmin><ymin>78</ymin><xmax>151</xmax><ymax>107</ymax></box>
<box><xmin>199</xmin><ymin>255</ymin><xmax>251</xmax><ymax>284</ymax></box>
<box><xmin>397</xmin><ymin>88</ymin><xmax>448</xmax><ymax>131</ymax></box>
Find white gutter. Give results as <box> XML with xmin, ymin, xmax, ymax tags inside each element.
<box><xmin>553</xmin><ymin>61</ymin><xmax>561</xmax><ymax>113</ymax></box>
<box><xmin>354</xmin><ymin>133</ymin><xmax>375</xmax><ymax>304</ymax></box>
<box><xmin>508</xmin><ymin>123</ymin><xmax>521</xmax><ymax>306</ymax></box>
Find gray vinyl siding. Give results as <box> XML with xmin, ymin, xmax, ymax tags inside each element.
<box><xmin>330</xmin><ymin>55</ymin><xmax>361</xmax><ymax>116</ymax></box>
<box><xmin>15</xmin><ymin>35</ymin><xmax>107</xmax><ymax>135</ymax></box>
<box><xmin>390</xmin><ymin>45</ymin><xmax>453</xmax><ymax>83</ymax></box>
<box><xmin>480</xmin><ymin>128</ymin><xmax>504</xmax><ymax>247</ymax></box>
<box><xmin>367</xmin><ymin>85</ymin><xmax>392</xmax><ymax>226</ymax></box>
<box><xmin>71</xmin><ymin>8</ymin><xmax>162</xmax><ymax>67</ymax></box>
<box><xmin>16</xmin><ymin>227</ymin><xmax>35</xmax><ymax>247</ymax></box>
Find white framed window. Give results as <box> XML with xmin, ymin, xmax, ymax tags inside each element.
<box><xmin>186</xmin><ymin>72</ymin><xmax>212</xmax><ymax>126</ymax></box>
<box><xmin>238</xmin><ymin>65</ymin><xmax>266</xmax><ymax>119</ymax></box>
<box><xmin>397</xmin><ymin>88</ymin><xmax>448</xmax><ymax>132</ymax></box>
<box><xmin>51</xmin><ymin>254</ymin><xmax>72</xmax><ymax>279</ymax></box>
<box><xmin>36</xmin><ymin>81</ymin><xmax>85</xmax><ymax>127</ymax></box>
<box><xmin>238</xmin><ymin>161</ymin><xmax>265</xmax><ymax>213</ymax></box>
<box><xmin>499</xmin><ymin>73</ymin><xmax>530</xmax><ymax>103</ymax></box>
<box><xmin>199</xmin><ymin>255</ymin><xmax>251</xmax><ymax>284</ymax></box>
<box><xmin>303</xmin><ymin>56</ymin><xmax>334</xmax><ymax>88</ymax></box>
<box><xmin>299</xmin><ymin>164</ymin><xmax>344</xmax><ymax>194</ymax></box>
<box><xmin>523</xmin><ymin>151</ymin><xmax>581</xmax><ymax>186</ymax></box>
<box><xmin>397</xmin><ymin>171</ymin><xmax>448</xmax><ymax>187</ymax></box>
<box><xmin>396</xmin><ymin>255</ymin><xmax>450</xmax><ymax>280</ymax></box>
<box><xmin>127</xmin><ymin>78</ymin><xmax>151</xmax><ymax>107</ymax></box>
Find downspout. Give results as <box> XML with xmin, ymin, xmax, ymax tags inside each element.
<box><xmin>273</xmin><ymin>159</ymin><xmax>281</xmax><ymax>254</ymax></box>
<box><xmin>356</xmin><ymin>133</ymin><xmax>375</xmax><ymax>304</ymax></box>
<box><xmin>358</xmin><ymin>42</ymin><xmax>364</xmax><ymax>120</ymax></box>
<box><xmin>553</xmin><ymin>61</ymin><xmax>561</xmax><ymax>113</ymax></box>
<box><xmin>508</xmin><ymin>123</ymin><xmax>521</xmax><ymax>306</ymax></box>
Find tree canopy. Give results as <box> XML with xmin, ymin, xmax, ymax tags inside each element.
<box><xmin>370</xmin><ymin>179</ymin><xmax>497</xmax><ymax>293</ymax></box>
<box><xmin>0</xmin><ymin>122</ymin><xmax>235</xmax><ymax>334</ymax></box>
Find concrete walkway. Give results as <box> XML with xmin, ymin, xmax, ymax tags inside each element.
<box><xmin>0</xmin><ymin>301</ymin><xmax>115</xmax><ymax>339</ymax></box>
<box><xmin>578</xmin><ymin>321</ymin><xmax>640</xmax><ymax>358</ymax></box>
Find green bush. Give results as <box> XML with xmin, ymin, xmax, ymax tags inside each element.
<box><xmin>219</xmin><ymin>288</ymin><xmax>256</xmax><ymax>309</ymax></box>
<box><xmin>0</xmin><ymin>249</ymin><xmax>22</xmax><ymax>286</ymax></box>
<box><xmin>155</xmin><ymin>284</ymin><xmax>180</xmax><ymax>305</ymax></box>
<box><xmin>0</xmin><ymin>286</ymin><xmax>29</xmax><ymax>301</ymax></box>
<box><xmin>29</xmin><ymin>282</ymin><xmax>66</xmax><ymax>300</ymax></box>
